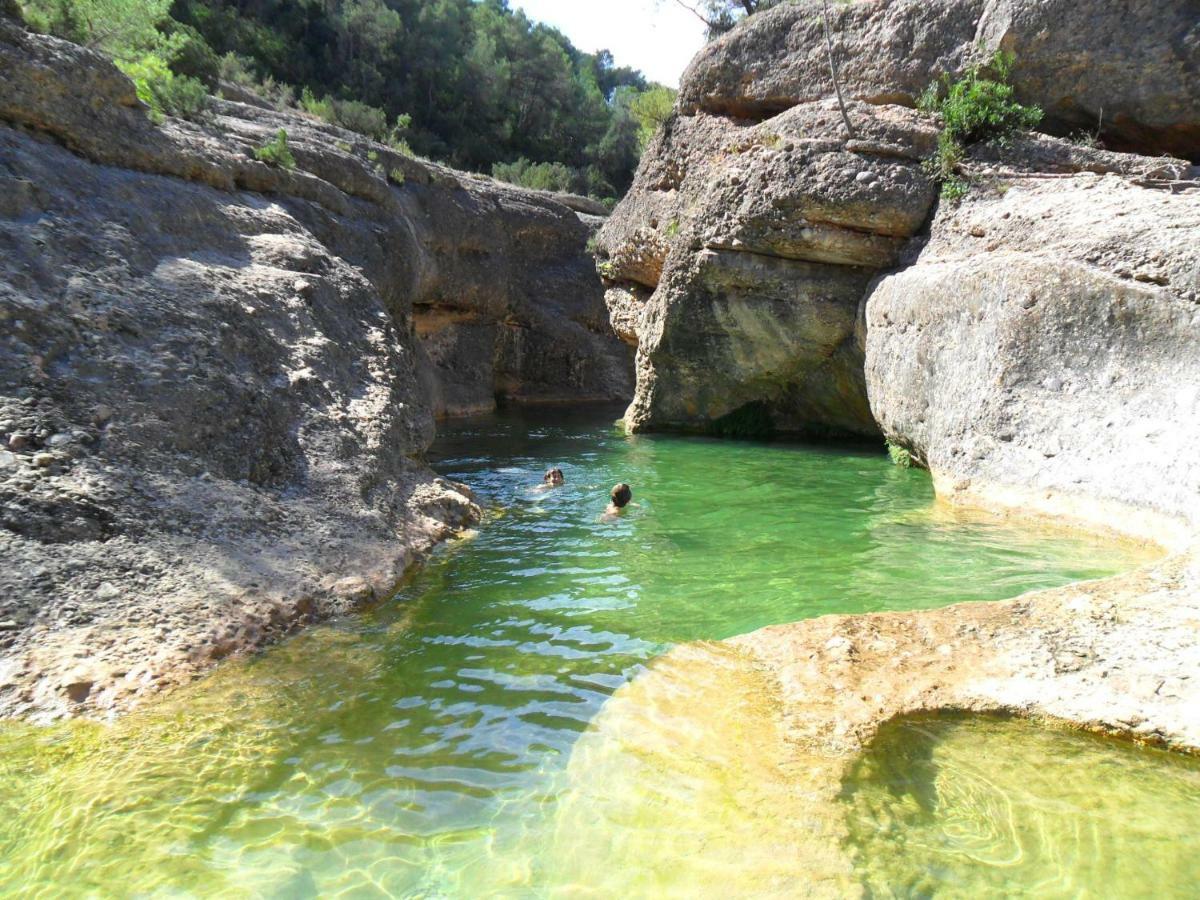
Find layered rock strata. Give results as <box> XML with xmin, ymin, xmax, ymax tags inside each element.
<box><xmin>597</xmin><ymin>101</ymin><xmax>938</xmax><ymax>437</ymax></box>
<box><xmin>599</xmin><ymin>0</ymin><xmax>1198</xmax><ymax>438</ymax></box>
<box><xmin>0</xmin><ymin>17</ymin><xmax>630</xmax><ymax>720</ymax></box>
<box><xmin>680</xmin><ymin>0</ymin><xmax>1200</xmax><ymax>159</ymax></box>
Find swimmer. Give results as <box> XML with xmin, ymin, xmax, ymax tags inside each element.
<box><xmin>535</xmin><ymin>467</ymin><xmax>565</xmax><ymax>492</ymax></box>
<box><xmin>602</xmin><ymin>482</ymin><xmax>632</xmax><ymax>520</ymax></box>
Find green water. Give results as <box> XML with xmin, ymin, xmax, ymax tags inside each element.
<box><xmin>843</xmin><ymin>714</ymin><xmax>1200</xmax><ymax>898</ymax></box>
<box><xmin>0</xmin><ymin>410</ymin><xmax>1174</xmax><ymax>897</ymax></box>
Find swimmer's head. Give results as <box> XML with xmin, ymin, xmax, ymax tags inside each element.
<box><xmin>544</xmin><ymin>467</ymin><xmax>565</xmax><ymax>486</ymax></box>
<box><xmin>610</xmin><ymin>483</ymin><xmax>632</xmax><ymax>508</ymax></box>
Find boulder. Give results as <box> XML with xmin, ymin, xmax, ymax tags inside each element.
<box><xmin>597</xmin><ymin>100</ymin><xmax>938</xmax><ymax>436</ymax></box>
<box><xmin>680</xmin><ymin>0</ymin><xmax>1200</xmax><ymax>160</ymax></box>
<box><xmin>866</xmin><ymin>174</ymin><xmax>1200</xmax><ymax>528</ymax></box>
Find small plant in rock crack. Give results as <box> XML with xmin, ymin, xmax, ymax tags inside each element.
<box><xmin>887</xmin><ymin>440</ymin><xmax>914</xmax><ymax>468</ymax></box>
<box><xmin>918</xmin><ymin>50</ymin><xmax>1042</xmax><ymax>201</ymax></box>
<box><xmin>253</xmin><ymin>129</ymin><xmax>296</xmax><ymax>169</ymax></box>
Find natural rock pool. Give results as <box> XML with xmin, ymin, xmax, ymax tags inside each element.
<box><xmin>0</xmin><ymin>410</ymin><xmax>1188</xmax><ymax>896</ymax></box>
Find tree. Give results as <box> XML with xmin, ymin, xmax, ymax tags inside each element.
<box><xmin>626</xmin><ymin>84</ymin><xmax>676</xmax><ymax>149</ymax></box>
<box><xmin>820</xmin><ymin>0</ymin><xmax>854</xmax><ymax>138</ymax></box>
<box><xmin>665</xmin><ymin>0</ymin><xmax>781</xmax><ymax>38</ymax></box>
<box><xmin>22</xmin><ymin>0</ymin><xmax>173</xmax><ymax>52</ymax></box>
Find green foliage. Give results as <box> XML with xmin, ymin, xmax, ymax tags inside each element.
<box><xmin>387</xmin><ymin>167</ymin><xmax>405</xmax><ymax>185</ymax></box>
<box><xmin>492</xmin><ymin>158</ymin><xmax>576</xmax><ymax>194</ymax></box>
<box><xmin>939</xmin><ymin>176</ymin><xmax>969</xmax><ymax>201</ymax></box>
<box><xmin>253</xmin><ymin>128</ymin><xmax>295</xmax><ymax>169</ymax></box>
<box><xmin>160</xmin><ymin>20</ymin><xmax>219</xmax><ymax>87</ymax></box>
<box><xmin>117</xmin><ymin>52</ymin><xmax>207</xmax><ymax>119</ymax></box>
<box><xmin>170</xmin><ymin>0</ymin><xmax>660</xmax><ymax>199</ymax></box>
<box><xmin>886</xmin><ymin>440</ymin><xmax>913</xmax><ymax>468</ymax></box>
<box><xmin>27</xmin><ymin>0</ymin><xmax>664</xmax><ymax>196</ymax></box>
<box><xmin>626</xmin><ymin>84</ymin><xmax>676</xmax><ymax>149</ymax></box>
<box><xmin>21</xmin><ymin>0</ymin><xmax>210</xmax><ymax>120</ymax></box>
<box><xmin>664</xmin><ymin>219</ymin><xmax>681</xmax><ymax>238</ymax></box>
<box><xmin>919</xmin><ymin>51</ymin><xmax>1043</xmax><ymax>201</ymax></box>
<box><xmin>21</xmin><ymin>0</ymin><xmax>171</xmax><ymax>50</ymax></box>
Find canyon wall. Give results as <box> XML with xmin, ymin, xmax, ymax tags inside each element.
<box><xmin>598</xmin><ymin>0</ymin><xmax>1198</xmax><ymax>440</ymax></box>
<box><xmin>0</xmin><ymin>15</ymin><xmax>630</xmax><ymax>720</ymax></box>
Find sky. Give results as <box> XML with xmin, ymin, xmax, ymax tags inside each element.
<box><xmin>508</xmin><ymin>0</ymin><xmax>709</xmax><ymax>87</ymax></box>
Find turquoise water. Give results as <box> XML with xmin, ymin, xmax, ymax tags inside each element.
<box><xmin>0</xmin><ymin>409</ymin><xmax>1158</xmax><ymax>896</ymax></box>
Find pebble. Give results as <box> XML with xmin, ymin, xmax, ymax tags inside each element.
<box><xmin>855</xmin><ymin>171</ymin><xmax>877</xmax><ymax>184</ymax></box>
<box><xmin>0</xmin><ymin>620</ymin><xmax>18</xmax><ymax>631</ymax></box>
<box><xmin>0</xmin><ymin>450</ymin><xmax>15</xmax><ymax>469</ymax></box>
<box><xmin>33</xmin><ymin>452</ymin><xmax>55</xmax><ymax>467</ymax></box>
<box><xmin>48</xmin><ymin>433</ymin><xmax>72</xmax><ymax>447</ymax></box>
<box><xmin>7</xmin><ymin>433</ymin><xmax>32</xmax><ymax>451</ymax></box>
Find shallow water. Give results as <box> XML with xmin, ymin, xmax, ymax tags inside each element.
<box><xmin>843</xmin><ymin>714</ymin><xmax>1200</xmax><ymax>898</ymax></box>
<box><xmin>0</xmin><ymin>409</ymin><xmax>1172</xmax><ymax>897</ymax></box>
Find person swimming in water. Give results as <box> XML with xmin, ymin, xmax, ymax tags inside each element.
<box><xmin>535</xmin><ymin>467</ymin><xmax>564</xmax><ymax>492</ymax></box>
<box><xmin>602</xmin><ymin>482</ymin><xmax>632</xmax><ymax>519</ymax></box>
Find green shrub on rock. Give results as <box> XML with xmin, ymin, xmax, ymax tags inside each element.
<box><xmin>21</xmin><ymin>0</ymin><xmax>210</xmax><ymax>121</ymax></box>
<box><xmin>253</xmin><ymin>129</ymin><xmax>296</xmax><ymax>170</ymax></box>
<box><xmin>886</xmin><ymin>440</ymin><xmax>913</xmax><ymax>468</ymax></box>
<box><xmin>918</xmin><ymin>51</ymin><xmax>1043</xmax><ymax>200</ymax></box>
<box><xmin>117</xmin><ymin>53</ymin><xmax>208</xmax><ymax>121</ymax></box>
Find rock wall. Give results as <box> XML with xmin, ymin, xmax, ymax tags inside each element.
<box><xmin>600</xmin><ymin>0</ymin><xmax>1198</xmax><ymax>438</ymax></box>
<box><xmin>0</xmin><ymin>18</ymin><xmax>630</xmax><ymax>720</ymax></box>
<box><xmin>680</xmin><ymin>0</ymin><xmax>1200</xmax><ymax>159</ymax></box>
<box><xmin>597</xmin><ymin>100</ymin><xmax>938</xmax><ymax>437</ymax></box>
<box><xmin>867</xmin><ymin>165</ymin><xmax>1200</xmax><ymax>537</ymax></box>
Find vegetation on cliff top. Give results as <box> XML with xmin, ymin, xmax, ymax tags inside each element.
<box><xmin>18</xmin><ymin>0</ymin><xmax>677</xmax><ymax>202</ymax></box>
<box><xmin>918</xmin><ymin>51</ymin><xmax>1043</xmax><ymax>199</ymax></box>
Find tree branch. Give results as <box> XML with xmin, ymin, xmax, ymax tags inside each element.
<box><xmin>670</xmin><ymin>0</ymin><xmax>718</xmax><ymax>29</ymax></box>
<box><xmin>821</xmin><ymin>0</ymin><xmax>856</xmax><ymax>139</ymax></box>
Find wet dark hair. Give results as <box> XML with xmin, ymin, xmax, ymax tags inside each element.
<box><xmin>543</xmin><ymin>467</ymin><xmax>564</xmax><ymax>484</ymax></box>
<box><xmin>610</xmin><ymin>483</ymin><xmax>632</xmax><ymax>508</ymax></box>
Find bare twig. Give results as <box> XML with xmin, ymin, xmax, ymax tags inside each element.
<box><xmin>821</xmin><ymin>0</ymin><xmax>856</xmax><ymax>139</ymax></box>
<box><xmin>670</xmin><ymin>0</ymin><xmax>718</xmax><ymax>29</ymax></box>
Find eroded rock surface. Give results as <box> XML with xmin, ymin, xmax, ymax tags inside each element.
<box><xmin>680</xmin><ymin>0</ymin><xmax>1200</xmax><ymax>159</ymax></box>
<box><xmin>600</xmin><ymin>0</ymin><xmax>1199</xmax><ymax>439</ymax></box>
<box><xmin>0</xmin><ymin>18</ymin><xmax>629</xmax><ymax>720</ymax></box>
<box><xmin>599</xmin><ymin>101</ymin><xmax>937</xmax><ymax>436</ymax></box>
<box><xmin>585</xmin><ymin>3</ymin><xmax>1200</xmax><ymax>881</ymax></box>
<box><xmin>867</xmin><ymin>170</ymin><xmax>1200</xmax><ymax>536</ymax></box>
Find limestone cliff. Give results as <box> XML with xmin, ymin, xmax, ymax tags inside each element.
<box><xmin>598</xmin><ymin>0</ymin><xmax>1197</xmax><ymax>439</ymax></box>
<box><xmin>0</xmin><ymin>17</ymin><xmax>630</xmax><ymax>720</ymax></box>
